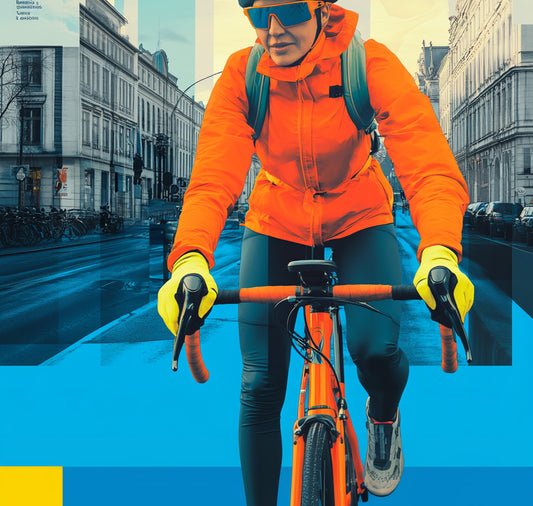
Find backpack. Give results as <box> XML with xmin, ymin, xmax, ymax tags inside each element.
<box><xmin>245</xmin><ymin>30</ymin><xmax>380</xmax><ymax>154</ymax></box>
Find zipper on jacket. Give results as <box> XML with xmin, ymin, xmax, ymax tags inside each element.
<box><xmin>296</xmin><ymin>78</ymin><xmax>309</xmax><ymax>190</ymax></box>
<box><xmin>296</xmin><ymin>77</ymin><xmax>324</xmax><ymax>245</ymax></box>
<box><xmin>311</xmin><ymin>190</ymin><xmax>324</xmax><ymax>246</ymax></box>
<box><xmin>297</xmin><ymin>78</ymin><xmax>317</xmax><ymax>244</ymax></box>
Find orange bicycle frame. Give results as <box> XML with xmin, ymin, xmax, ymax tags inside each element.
<box><xmin>290</xmin><ymin>305</ymin><xmax>365</xmax><ymax>505</ymax></box>
<box><xmin>175</xmin><ymin>265</ymin><xmax>471</xmax><ymax>504</ymax></box>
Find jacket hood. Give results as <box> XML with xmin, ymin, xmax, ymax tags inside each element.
<box><xmin>256</xmin><ymin>4</ymin><xmax>358</xmax><ymax>81</ymax></box>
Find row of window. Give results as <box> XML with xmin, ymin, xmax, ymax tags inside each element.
<box><xmin>450</xmin><ymin>7</ymin><xmax>513</xmax><ymax>106</ymax></box>
<box><xmin>451</xmin><ymin>79</ymin><xmax>515</xmax><ymax>152</ymax></box>
<box><xmin>81</xmin><ymin>54</ymin><xmax>134</xmax><ymax>113</ymax></box>
<box><xmin>80</xmin><ymin>108</ymin><xmax>196</xmax><ymax>177</ymax></box>
<box><xmin>458</xmin><ymin>142</ymin><xmax>531</xmax><ymax>180</ymax></box>
<box><xmin>138</xmin><ymin>62</ymin><xmax>201</xmax><ymax>121</ymax></box>
<box><xmin>140</xmin><ymin>66</ymin><xmax>167</xmax><ymax>98</ymax></box>
<box><xmin>80</xmin><ymin>16</ymin><xmax>134</xmax><ymax>73</ymax></box>
<box><xmin>138</xmin><ymin>96</ymin><xmax>199</xmax><ymax>148</ymax></box>
<box><xmin>452</xmin><ymin>0</ymin><xmax>509</xmax><ymax>62</ymax></box>
<box><xmin>11</xmin><ymin>101</ymin><xmax>198</xmax><ymax>154</ymax></box>
<box><xmin>139</xmin><ymin>138</ymin><xmax>194</xmax><ymax>174</ymax></box>
<box><xmin>138</xmin><ymin>61</ymin><xmax>206</xmax><ymax>122</ymax></box>
<box><xmin>82</xmin><ymin>110</ymin><xmax>133</xmax><ymax>157</ymax></box>
<box><xmin>80</xmin><ymin>11</ymin><xmax>205</xmax><ymax>123</ymax></box>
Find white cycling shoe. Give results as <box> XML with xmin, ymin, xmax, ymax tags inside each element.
<box><xmin>363</xmin><ymin>397</ymin><xmax>404</xmax><ymax>497</ymax></box>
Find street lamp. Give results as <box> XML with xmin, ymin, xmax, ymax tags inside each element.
<box><xmin>154</xmin><ymin>132</ymin><xmax>169</xmax><ymax>199</ymax></box>
<box><xmin>169</xmin><ymin>71</ymin><xmax>222</xmax><ymax>181</ymax></box>
<box><xmin>170</xmin><ymin>71</ymin><xmax>222</xmax><ymax>119</ymax></box>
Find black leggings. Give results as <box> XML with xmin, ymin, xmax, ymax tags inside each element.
<box><xmin>238</xmin><ymin>226</ymin><xmax>409</xmax><ymax>506</ymax></box>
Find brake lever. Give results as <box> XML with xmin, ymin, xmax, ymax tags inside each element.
<box><xmin>172</xmin><ymin>274</ymin><xmax>207</xmax><ymax>371</ymax></box>
<box><xmin>428</xmin><ymin>267</ymin><xmax>473</xmax><ymax>364</ymax></box>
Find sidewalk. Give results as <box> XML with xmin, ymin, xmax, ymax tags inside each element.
<box><xmin>41</xmin><ymin>296</ymin><xmax>168</xmax><ymax>367</ymax></box>
<box><xmin>0</xmin><ymin>222</ymin><xmax>148</xmax><ymax>257</ymax></box>
<box><xmin>42</xmin><ymin>297</ymin><xmax>240</xmax><ymax>368</ymax></box>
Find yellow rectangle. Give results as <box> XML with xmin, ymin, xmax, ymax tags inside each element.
<box><xmin>0</xmin><ymin>467</ymin><xmax>62</xmax><ymax>506</ymax></box>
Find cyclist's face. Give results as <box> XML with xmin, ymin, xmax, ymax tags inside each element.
<box><xmin>253</xmin><ymin>1</ymin><xmax>331</xmax><ymax>67</ymax></box>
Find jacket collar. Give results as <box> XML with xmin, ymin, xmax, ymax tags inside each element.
<box><xmin>256</xmin><ymin>5</ymin><xmax>358</xmax><ymax>82</ymax></box>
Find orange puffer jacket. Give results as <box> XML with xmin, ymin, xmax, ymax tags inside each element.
<box><xmin>168</xmin><ymin>5</ymin><xmax>469</xmax><ymax>271</ymax></box>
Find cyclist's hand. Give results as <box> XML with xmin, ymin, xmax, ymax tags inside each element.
<box><xmin>413</xmin><ymin>245</ymin><xmax>474</xmax><ymax>322</ymax></box>
<box><xmin>157</xmin><ymin>251</ymin><xmax>218</xmax><ymax>335</ymax></box>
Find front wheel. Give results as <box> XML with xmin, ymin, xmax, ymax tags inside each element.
<box><xmin>301</xmin><ymin>423</ymin><xmax>335</xmax><ymax>506</ymax></box>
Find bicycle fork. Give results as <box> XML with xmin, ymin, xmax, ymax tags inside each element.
<box><xmin>290</xmin><ymin>307</ymin><xmax>367</xmax><ymax>505</ymax></box>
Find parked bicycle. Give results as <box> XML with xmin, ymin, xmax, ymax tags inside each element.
<box><xmin>172</xmin><ymin>260</ymin><xmax>471</xmax><ymax>505</ymax></box>
<box><xmin>100</xmin><ymin>204</ymin><xmax>124</xmax><ymax>234</ymax></box>
<box><xmin>0</xmin><ymin>206</ymin><xmax>117</xmax><ymax>249</ymax></box>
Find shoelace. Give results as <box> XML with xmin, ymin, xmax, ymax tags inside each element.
<box><xmin>373</xmin><ymin>423</ymin><xmax>392</xmax><ymax>466</ymax></box>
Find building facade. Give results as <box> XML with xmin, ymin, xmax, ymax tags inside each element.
<box><xmin>0</xmin><ymin>0</ymin><xmax>206</xmax><ymax>218</ymax></box>
<box><xmin>415</xmin><ymin>41</ymin><xmax>449</xmax><ymax>123</ymax></box>
<box><xmin>0</xmin><ymin>44</ymin><xmax>75</xmax><ymax>210</ymax></box>
<box><xmin>79</xmin><ymin>0</ymin><xmax>138</xmax><ymax>217</ymax></box>
<box><xmin>137</xmin><ymin>45</ymin><xmax>204</xmax><ymax>206</ymax></box>
<box><xmin>439</xmin><ymin>51</ymin><xmax>453</xmax><ymax>142</ymax></box>
<box><xmin>445</xmin><ymin>0</ymin><xmax>533</xmax><ymax>205</ymax></box>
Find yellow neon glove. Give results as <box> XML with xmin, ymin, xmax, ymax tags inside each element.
<box><xmin>157</xmin><ymin>251</ymin><xmax>218</xmax><ymax>335</ymax></box>
<box><xmin>413</xmin><ymin>245</ymin><xmax>474</xmax><ymax>322</ymax></box>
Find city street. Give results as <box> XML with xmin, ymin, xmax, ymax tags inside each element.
<box><xmin>1</xmin><ymin>213</ymin><xmax>531</xmax><ymax>506</ymax></box>
<box><xmin>1</xmin><ymin>212</ymin><xmax>526</xmax><ymax>367</ymax></box>
<box><xmin>0</xmin><ymin>228</ymin><xmax>159</xmax><ymax>365</ymax></box>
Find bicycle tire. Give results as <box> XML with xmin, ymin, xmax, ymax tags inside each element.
<box><xmin>301</xmin><ymin>423</ymin><xmax>335</xmax><ymax>506</ymax></box>
<box><xmin>51</xmin><ymin>222</ymin><xmax>64</xmax><ymax>240</ymax></box>
<box><xmin>16</xmin><ymin>224</ymin><xmax>35</xmax><ymax>247</ymax></box>
<box><xmin>72</xmin><ymin>219</ymin><xmax>87</xmax><ymax>237</ymax></box>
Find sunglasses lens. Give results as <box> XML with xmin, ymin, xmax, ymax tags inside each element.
<box><xmin>247</xmin><ymin>2</ymin><xmax>314</xmax><ymax>29</ymax></box>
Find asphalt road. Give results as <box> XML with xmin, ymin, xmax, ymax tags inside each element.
<box><xmin>0</xmin><ymin>229</ymin><xmax>160</xmax><ymax>365</ymax></box>
<box><xmin>389</xmin><ymin>213</ymin><xmax>527</xmax><ymax>366</ymax></box>
<box><xmin>1</xmin><ymin>215</ymin><xmax>527</xmax><ymax>366</ymax></box>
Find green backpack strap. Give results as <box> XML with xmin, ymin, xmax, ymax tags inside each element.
<box><xmin>245</xmin><ymin>32</ymin><xmax>378</xmax><ymax>152</ymax></box>
<box><xmin>245</xmin><ymin>43</ymin><xmax>270</xmax><ymax>141</ymax></box>
<box><xmin>341</xmin><ymin>30</ymin><xmax>378</xmax><ymax>136</ymax></box>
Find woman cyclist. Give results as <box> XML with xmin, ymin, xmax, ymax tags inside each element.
<box><xmin>158</xmin><ymin>1</ymin><xmax>474</xmax><ymax>504</ymax></box>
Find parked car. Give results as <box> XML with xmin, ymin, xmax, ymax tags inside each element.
<box><xmin>513</xmin><ymin>206</ymin><xmax>533</xmax><ymax>245</ymax></box>
<box><xmin>472</xmin><ymin>202</ymin><xmax>489</xmax><ymax>231</ymax></box>
<box><xmin>485</xmin><ymin>202</ymin><xmax>523</xmax><ymax>240</ymax></box>
<box><xmin>464</xmin><ymin>202</ymin><xmax>484</xmax><ymax>226</ymax></box>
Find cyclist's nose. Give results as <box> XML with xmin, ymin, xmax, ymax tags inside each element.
<box><xmin>268</xmin><ymin>14</ymin><xmax>286</xmax><ymax>35</ymax></box>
